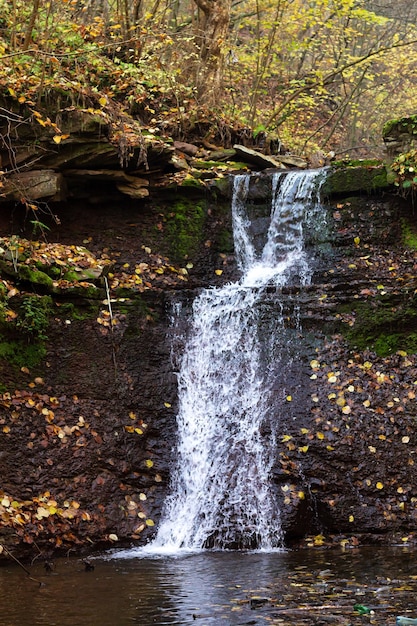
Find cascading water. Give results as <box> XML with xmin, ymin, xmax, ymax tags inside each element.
<box><xmin>150</xmin><ymin>170</ymin><xmax>326</xmax><ymax>552</ymax></box>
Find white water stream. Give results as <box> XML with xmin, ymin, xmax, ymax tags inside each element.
<box><xmin>148</xmin><ymin>170</ymin><xmax>325</xmax><ymax>552</ymax></box>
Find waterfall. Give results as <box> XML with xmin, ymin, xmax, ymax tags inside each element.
<box><xmin>150</xmin><ymin>170</ymin><xmax>325</xmax><ymax>552</ymax></box>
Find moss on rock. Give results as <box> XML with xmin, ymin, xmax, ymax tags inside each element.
<box><xmin>322</xmin><ymin>164</ymin><xmax>389</xmax><ymax>196</ymax></box>
<box><xmin>338</xmin><ymin>294</ymin><xmax>417</xmax><ymax>356</ymax></box>
<box><xmin>164</xmin><ymin>197</ymin><xmax>206</xmax><ymax>262</ymax></box>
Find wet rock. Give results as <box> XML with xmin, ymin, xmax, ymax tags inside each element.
<box><xmin>1</xmin><ymin>170</ymin><xmax>65</xmax><ymax>202</ymax></box>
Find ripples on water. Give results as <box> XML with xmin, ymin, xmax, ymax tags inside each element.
<box><xmin>1</xmin><ymin>547</ymin><xmax>417</xmax><ymax>625</ymax></box>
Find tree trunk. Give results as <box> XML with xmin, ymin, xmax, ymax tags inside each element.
<box><xmin>193</xmin><ymin>0</ymin><xmax>231</xmax><ymax>102</ymax></box>
<box><xmin>23</xmin><ymin>0</ymin><xmax>41</xmax><ymax>50</ymax></box>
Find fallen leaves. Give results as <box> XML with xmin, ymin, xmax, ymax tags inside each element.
<box><xmin>0</xmin><ymin>489</ymin><xmax>91</xmax><ymax>545</ymax></box>
<box><xmin>279</xmin><ymin>340</ymin><xmax>417</xmax><ymax>534</ymax></box>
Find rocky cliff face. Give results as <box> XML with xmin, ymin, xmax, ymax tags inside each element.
<box><xmin>0</xmin><ymin>110</ymin><xmax>416</xmax><ymax>558</ymax></box>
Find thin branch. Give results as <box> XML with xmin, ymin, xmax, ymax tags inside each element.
<box><xmin>265</xmin><ymin>36</ymin><xmax>417</xmax><ymax>129</ymax></box>
<box><xmin>0</xmin><ymin>544</ymin><xmax>44</xmax><ymax>586</ymax></box>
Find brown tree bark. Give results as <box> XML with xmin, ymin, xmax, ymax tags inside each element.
<box><xmin>193</xmin><ymin>0</ymin><xmax>231</xmax><ymax>102</ymax></box>
<box><xmin>23</xmin><ymin>0</ymin><xmax>41</xmax><ymax>51</ymax></box>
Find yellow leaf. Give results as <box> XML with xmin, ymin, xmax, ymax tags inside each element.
<box><xmin>164</xmin><ymin>402</ymin><xmax>171</xmax><ymax>408</ymax></box>
<box><xmin>215</xmin><ymin>269</ymin><xmax>223</xmax><ymax>276</ymax></box>
<box><xmin>286</xmin><ymin>395</ymin><xmax>292</xmax><ymax>401</ymax></box>
<box><xmin>314</xmin><ymin>534</ymin><xmax>325</xmax><ymax>545</ymax></box>
<box><xmin>299</xmin><ymin>445</ymin><xmax>309</xmax><ymax>453</ymax></box>
<box><xmin>316</xmin><ymin>432</ymin><xmax>325</xmax><ymax>440</ymax></box>
<box><xmin>354</xmin><ymin>236</ymin><xmax>360</xmax><ymax>245</ymax></box>
<box><xmin>99</xmin><ymin>97</ymin><xmax>107</xmax><ymax>106</ymax></box>
<box><xmin>300</xmin><ymin>428</ymin><xmax>309</xmax><ymax>435</ymax></box>
<box><xmin>53</xmin><ymin>135</ymin><xmax>62</xmax><ymax>144</ymax></box>
<box><xmin>36</xmin><ymin>506</ymin><xmax>50</xmax><ymax>518</ymax></box>
<box><xmin>349</xmin><ymin>514</ymin><xmax>354</xmax><ymax>522</ymax></box>
<box><xmin>310</xmin><ymin>359</ymin><xmax>320</xmax><ymax>369</ymax></box>
<box><xmin>342</xmin><ymin>405</ymin><xmax>351</xmax><ymax>414</ymax></box>
<box><xmin>145</xmin><ymin>518</ymin><xmax>155</xmax><ymax>527</ymax></box>
<box><xmin>133</xmin><ymin>523</ymin><xmax>146</xmax><ymax>534</ymax></box>
<box><xmin>376</xmin><ymin>482</ymin><xmax>384</xmax><ymax>490</ymax></box>
<box><xmin>298</xmin><ymin>491</ymin><xmax>305</xmax><ymax>500</ymax></box>
<box><xmin>281</xmin><ymin>434</ymin><xmax>292</xmax><ymax>442</ymax></box>
<box><xmin>145</xmin><ymin>459</ymin><xmax>154</xmax><ymax>468</ymax></box>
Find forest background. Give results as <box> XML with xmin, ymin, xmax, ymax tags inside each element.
<box><xmin>1</xmin><ymin>0</ymin><xmax>417</xmax><ymax>160</ymax></box>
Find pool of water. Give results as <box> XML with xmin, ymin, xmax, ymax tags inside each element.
<box><xmin>1</xmin><ymin>546</ymin><xmax>417</xmax><ymax>625</ymax></box>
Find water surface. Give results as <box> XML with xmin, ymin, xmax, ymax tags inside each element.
<box><xmin>1</xmin><ymin>546</ymin><xmax>417</xmax><ymax>625</ymax></box>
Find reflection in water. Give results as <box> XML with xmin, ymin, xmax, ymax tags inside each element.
<box><xmin>2</xmin><ymin>547</ymin><xmax>417</xmax><ymax>625</ymax></box>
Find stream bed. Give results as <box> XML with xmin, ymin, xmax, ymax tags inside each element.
<box><xmin>1</xmin><ymin>546</ymin><xmax>417</xmax><ymax>625</ymax></box>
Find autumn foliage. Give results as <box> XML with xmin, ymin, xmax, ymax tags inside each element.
<box><xmin>0</xmin><ymin>0</ymin><xmax>417</xmax><ymax>157</ymax></box>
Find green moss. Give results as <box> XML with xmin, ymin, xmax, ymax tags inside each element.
<box><xmin>332</xmin><ymin>158</ymin><xmax>382</xmax><ymax>168</ymax></box>
<box><xmin>52</xmin><ymin>284</ymin><xmax>102</xmax><ymax>298</ymax></box>
<box><xmin>383</xmin><ymin>115</ymin><xmax>417</xmax><ymax>138</ymax></box>
<box><xmin>215</xmin><ymin>228</ymin><xmax>234</xmax><ymax>254</ymax></box>
<box><xmin>0</xmin><ymin>340</ymin><xmax>47</xmax><ymax>369</ymax></box>
<box><xmin>164</xmin><ymin>197</ymin><xmax>206</xmax><ymax>262</ymax></box>
<box><xmin>16</xmin><ymin>265</ymin><xmax>54</xmax><ymax>288</ymax></box>
<box><xmin>56</xmin><ymin>302</ymin><xmax>97</xmax><ymax>321</ymax></box>
<box><xmin>322</xmin><ymin>165</ymin><xmax>389</xmax><ymax>196</ymax></box>
<box><xmin>0</xmin><ymin>259</ymin><xmax>54</xmax><ymax>288</ymax></box>
<box><xmin>402</xmin><ymin>219</ymin><xmax>417</xmax><ymax>250</ymax></box>
<box><xmin>178</xmin><ymin>175</ymin><xmax>205</xmax><ymax>188</ymax></box>
<box><xmin>192</xmin><ymin>160</ymin><xmax>230</xmax><ymax>169</ymax></box>
<box><xmin>339</xmin><ymin>296</ymin><xmax>417</xmax><ymax>356</ymax></box>
<box><xmin>62</xmin><ymin>270</ymin><xmax>80</xmax><ymax>282</ymax></box>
